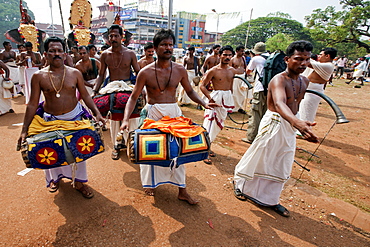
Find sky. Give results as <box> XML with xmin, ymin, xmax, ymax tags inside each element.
<box><xmin>26</xmin><ymin>0</ymin><xmax>343</xmax><ymax>33</ymax></box>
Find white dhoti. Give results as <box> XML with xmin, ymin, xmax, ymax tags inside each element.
<box><xmin>140</xmin><ymin>103</ymin><xmax>186</xmax><ymax>188</ymax></box>
<box><xmin>24</xmin><ymin>67</ymin><xmax>39</xmax><ymax>104</ymax></box>
<box><xmin>5</xmin><ymin>62</ymin><xmax>19</xmax><ymax>84</ymax></box>
<box><xmin>85</xmin><ymin>79</ymin><xmax>96</xmax><ymax>96</ymax></box>
<box><xmin>0</xmin><ymin>77</ymin><xmax>12</xmax><ymax>115</ymax></box>
<box><xmin>353</xmin><ymin>69</ymin><xmax>364</xmax><ymax>78</ymax></box>
<box><xmin>299</xmin><ymin>82</ymin><xmax>325</xmax><ymax>123</ymax></box>
<box><xmin>177</xmin><ymin>70</ymin><xmax>196</xmax><ymax>104</ymax></box>
<box><xmin>203</xmin><ymin>90</ymin><xmax>234</xmax><ymax>143</ymax></box>
<box><xmin>234</xmin><ymin>110</ymin><xmax>296</xmax><ymax>206</ymax></box>
<box><xmin>43</xmin><ymin>103</ymin><xmax>88</xmax><ymax>187</ymax></box>
<box><xmin>232</xmin><ymin>73</ymin><xmax>248</xmax><ymax>112</ymax></box>
<box><xmin>19</xmin><ymin>66</ymin><xmax>26</xmax><ymax>86</ymax></box>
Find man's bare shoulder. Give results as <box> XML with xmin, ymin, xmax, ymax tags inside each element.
<box><xmin>172</xmin><ymin>61</ymin><xmax>186</xmax><ymax>72</ymax></box>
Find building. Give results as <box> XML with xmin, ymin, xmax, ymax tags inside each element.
<box><xmin>35</xmin><ymin>23</ymin><xmax>64</xmax><ymax>40</ymax></box>
<box><xmin>175</xmin><ymin>12</ymin><xmax>206</xmax><ymax>49</ymax></box>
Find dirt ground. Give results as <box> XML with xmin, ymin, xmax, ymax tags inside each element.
<box><xmin>0</xmin><ymin>78</ymin><xmax>369</xmax><ymax>246</ymax></box>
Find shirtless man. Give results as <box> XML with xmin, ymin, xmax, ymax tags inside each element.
<box><xmin>16</xmin><ymin>44</ymin><xmax>26</xmax><ymax>95</ymax></box>
<box><xmin>70</xmin><ymin>46</ymin><xmax>81</xmax><ymax>65</ymax></box>
<box><xmin>234</xmin><ymin>41</ymin><xmax>319</xmax><ymax>217</ymax></box>
<box><xmin>299</xmin><ymin>47</ymin><xmax>337</xmax><ymax>124</ymax></box>
<box><xmin>17</xmin><ymin>36</ymin><xmax>105</xmax><ymax>198</ymax></box>
<box><xmin>138</xmin><ymin>42</ymin><xmax>155</xmax><ymax>69</ymax></box>
<box><xmin>178</xmin><ymin>46</ymin><xmax>201</xmax><ymax>105</ymax></box>
<box><xmin>120</xmin><ymin>29</ymin><xmax>218</xmax><ymax>204</ymax></box>
<box><xmin>230</xmin><ymin>45</ymin><xmax>248</xmax><ymax>114</ymax></box>
<box><xmin>75</xmin><ymin>46</ymin><xmax>101</xmax><ymax>95</ymax></box>
<box><xmin>93</xmin><ymin>24</ymin><xmax>140</xmax><ymax>160</ymax></box>
<box><xmin>201</xmin><ymin>44</ymin><xmax>220</xmax><ymax>74</ymax></box>
<box><xmin>200</xmin><ymin>45</ymin><xmax>244</xmax><ymax>164</ymax></box>
<box><xmin>0</xmin><ymin>41</ymin><xmax>19</xmax><ymax>91</ymax></box>
<box><xmin>18</xmin><ymin>42</ymin><xmax>43</xmax><ymax>104</ymax></box>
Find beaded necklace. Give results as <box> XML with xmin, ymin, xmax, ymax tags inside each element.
<box><xmin>287</xmin><ymin>71</ymin><xmax>302</xmax><ymax>101</ymax></box>
<box><xmin>154</xmin><ymin>61</ymin><xmax>172</xmax><ymax>94</ymax></box>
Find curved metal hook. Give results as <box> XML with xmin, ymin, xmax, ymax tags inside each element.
<box><xmin>233</xmin><ymin>75</ymin><xmax>254</xmax><ymax>90</ymax></box>
<box><xmin>306</xmin><ymin>89</ymin><xmax>349</xmax><ymax>124</ymax></box>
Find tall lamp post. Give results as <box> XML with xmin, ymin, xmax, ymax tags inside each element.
<box><xmin>212</xmin><ymin>9</ymin><xmax>225</xmax><ymax>45</ymax></box>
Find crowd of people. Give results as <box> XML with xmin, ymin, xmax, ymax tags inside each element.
<box><xmin>0</xmin><ymin>25</ymin><xmax>365</xmax><ymax>218</ymax></box>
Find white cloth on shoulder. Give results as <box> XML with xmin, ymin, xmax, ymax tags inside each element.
<box><xmin>140</xmin><ymin>103</ymin><xmax>186</xmax><ymax>189</ymax></box>
<box><xmin>299</xmin><ymin>82</ymin><xmax>325</xmax><ymax>123</ymax></box>
<box><xmin>177</xmin><ymin>70</ymin><xmax>196</xmax><ymax>105</ymax></box>
<box><xmin>203</xmin><ymin>90</ymin><xmax>234</xmax><ymax>143</ymax></box>
<box><xmin>310</xmin><ymin>59</ymin><xmax>334</xmax><ymax>81</ymax></box>
<box><xmin>234</xmin><ymin>110</ymin><xmax>296</xmax><ymax>206</ymax></box>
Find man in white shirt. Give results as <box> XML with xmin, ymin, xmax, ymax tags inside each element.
<box><xmin>335</xmin><ymin>55</ymin><xmax>347</xmax><ymax>79</ymax></box>
<box><xmin>241</xmin><ymin>42</ymin><xmax>267</xmax><ymax>144</ymax></box>
<box><xmin>346</xmin><ymin>56</ymin><xmax>367</xmax><ymax>86</ymax></box>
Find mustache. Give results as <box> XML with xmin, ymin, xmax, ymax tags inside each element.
<box><xmin>53</xmin><ymin>55</ymin><xmax>62</xmax><ymax>60</ymax></box>
<box><xmin>225</xmin><ymin>59</ymin><xmax>230</xmax><ymax>62</ymax></box>
<box><xmin>164</xmin><ymin>50</ymin><xmax>172</xmax><ymax>54</ymax></box>
<box><xmin>111</xmin><ymin>41</ymin><xmax>118</xmax><ymax>44</ymax></box>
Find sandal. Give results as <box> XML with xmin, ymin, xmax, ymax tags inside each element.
<box><xmin>203</xmin><ymin>158</ymin><xmax>212</xmax><ymax>165</ymax></box>
<box><xmin>209</xmin><ymin>151</ymin><xmax>216</xmax><ymax>157</ymax></box>
<box><xmin>75</xmin><ymin>183</ymin><xmax>94</xmax><ymax>199</ymax></box>
<box><xmin>48</xmin><ymin>181</ymin><xmax>59</xmax><ymax>193</ymax></box>
<box><xmin>233</xmin><ymin>181</ymin><xmax>247</xmax><ymax>201</ymax></box>
<box><xmin>271</xmin><ymin>204</ymin><xmax>290</xmax><ymax>217</ymax></box>
<box><xmin>111</xmin><ymin>149</ymin><xmax>120</xmax><ymax>160</ymax></box>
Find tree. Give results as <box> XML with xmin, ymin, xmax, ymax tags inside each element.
<box><xmin>221</xmin><ymin>16</ymin><xmax>311</xmax><ymax>49</ymax></box>
<box><xmin>0</xmin><ymin>0</ymin><xmax>34</xmax><ymax>46</ymax></box>
<box><xmin>265</xmin><ymin>33</ymin><xmax>294</xmax><ymax>52</ymax></box>
<box><xmin>266</xmin><ymin>12</ymin><xmax>292</xmax><ymax>19</ymax></box>
<box><xmin>305</xmin><ymin>0</ymin><xmax>370</xmax><ymax>53</ymax></box>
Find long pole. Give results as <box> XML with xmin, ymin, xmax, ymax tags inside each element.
<box><xmin>168</xmin><ymin>0</ymin><xmax>173</xmax><ymax>30</ymax></box>
<box><xmin>215</xmin><ymin>13</ymin><xmax>219</xmax><ymax>45</ymax></box>
<box><xmin>49</xmin><ymin>0</ymin><xmax>55</xmax><ymax>36</ymax></box>
<box><xmin>57</xmin><ymin>0</ymin><xmax>65</xmax><ymax>36</ymax></box>
<box><xmin>244</xmin><ymin>8</ymin><xmax>253</xmax><ymax>48</ymax></box>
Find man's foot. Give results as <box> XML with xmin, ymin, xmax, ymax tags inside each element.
<box><xmin>48</xmin><ymin>181</ymin><xmax>59</xmax><ymax>193</ymax></box>
<box><xmin>178</xmin><ymin>188</ymin><xmax>199</xmax><ymax>205</ymax></box>
<box><xmin>8</xmin><ymin>109</ymin><xmax>14</xmax><ymax>113</ymax></box>
<box><xmin>241</xmin><ymin>138</ymin><xmax>253</xmax><ymax>144</ymax></box>
<box><xmin>271</xmin><ymin>204</ymin><xmax>290</xmax><ymax>217</ymax></box>
<box><xmin>238</xmin><ymin>109</ymin><xmax>247</xmax><ymax>114</ymax></box>
<box><xmin>209</xmin><ymin>150</ymin><xmax>216</xmax><ymax>157</ymax></box>
<box><xmin>111</xmin><ymin>149</ymin><xmax>120</xmax><ymax>160</ymax></box>
<box><xmin>74</xmin><ymin>182</ymin><xmax>94</xmax><ymax>199</ymax></box>
<box><xmin>144</xmin><ymin>188</ymin><xmax>155</xmax><ymax>196</ymax></box>
<box><xmin>233</xmin><ymin>181</ymin><xmax>247</xmax><ymax>201</ymax></box>
<box><xmin>203</xmin><ymin>158</ymin><xmax>212</xmax><ymax>165</ymax></box>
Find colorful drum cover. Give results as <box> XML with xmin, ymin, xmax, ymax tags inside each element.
<box><xmin>128</xmin><ymin>128</ymin><xmax>210</xmax><ymax>167</ymax></box>
<box><xmin>22</xmin><ymin>128</ymin><xmax>104</xmax><ymax>169</ymax></box>
<box><xmin>93</xmin><ymin>92</ymin><xmax>143</xmax><ymax>121</ymax></box>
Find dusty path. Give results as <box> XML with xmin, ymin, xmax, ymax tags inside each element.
<box><xmin>0</xmin><ymin>79</ymin><xmax>369</xmax><ymax>246</ymax></box>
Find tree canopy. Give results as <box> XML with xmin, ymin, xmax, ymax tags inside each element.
<box><xmin>0</xmin><ymin>0</ymin><xmax>34</xmax><ymax>46</ymax></box>
<box><xmin>221</xmin><ymin>16</ymin><xmax>310</xmax><ymax>49</ymax></box>
<box><xmin>265</xmin><ymin>33</ymin><xmax>294</xmax><ymax>53</ymax></box>
<box><xmin>305</xmin><ymin>0</ymin><xmax>370</xmax><ymax>53</ymax></box>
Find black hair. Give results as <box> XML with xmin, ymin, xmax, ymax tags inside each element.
<box><xmin>78</xmin><ymin>45</ymin><xmax>89</xmax><ymax>51</ymax></box>
<box><xmin>286</xmin><ymin>40</ymin><xmax>313</xmax><ymax>57</ymax></box>
<box><xmin>108</xmin><ymin>24</ymin><xmax>123</xmax><ymax>35</ymax></box>
<box><xmin>101</xmin><ymin>44</ymin><xmax>110</xmax><ymax>50</ymax></box>
<box><xmin>188</xmin><ymin>46</ymin><xmax>195</xmax><ymax>51</ymax></box>
<box><xmin>212</xmin><ymin>44</ymin><xmax>221</xmax><ymax>50</ymax></box>
<box><xmin>219</xmin><ymin>45</ymin><xmax>235</xmax><ymax>56</ymax></box>
<box><xmin>87</xmin><ymin>44</ymin><xmax>96</xmax><ymax>51</ymax></box>
<box><xmin>153</xmin><ymin>29</ymin><xmax>176</xmax><ymax>47</ymax></box>
<box><xmin>3</xmin><ymin>41</ymin><xmax>10</xmax><ymax>48</ymax></box>
<box><xmin>44</xmin><ymin>37</ymin><xmax>66</xmax><ymax>52</ymax></box>
<box><xmin>17</xmin><ymin>44</ymin><xmax>24</xmax><ymax>49</ymax></box>
<box><xmin>311</xmin><ymin>54</ymin><xmax>318</xmax><ymax>61</ymax></box>
<box><xmin>144</xmin><ymin>42</ymin><xmax>154</xmax><ymax>50</ymax></box>
<box><xmin>236</xmin><ymin>45</ymin><xmax>245</xmax><ymax>51</ymax></box>
<box><xmin>321</xmin><ymin>47</ymin><xmax>337</xmax><ymax>60</ymax></box>
<box><xmin>25</xmin><ymin>41</ymin><xmax>33</xmax><ymax>48</ymax></box>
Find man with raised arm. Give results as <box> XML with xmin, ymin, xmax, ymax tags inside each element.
<box><xmin>234</xmin><ymin>41</ymin><xmax>319</xmax><ymax>217</ymax></box>
<box><xmin>93</xmin><ymin>24</ymin><xmax>140</xmax><ymax>160</ymax></box>
<box><xmin>120</xmin><ymin>29</ymin><xmax>218</xmax><ymax>204</ymax></box>
<box><xmin>17</xmin><ymin>37</ymin><xmax>105</xmax><ymax>198</ymax></box>
<box><xmin>230</xmin><ymin>45</ymin><xmax>248</xmax><ymax>114</ymax></box>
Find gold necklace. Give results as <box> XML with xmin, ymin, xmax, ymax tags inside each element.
<box><xmin>48</xmin><ymin>66</ymin><xmax>66</xmax><ymax>98</ymax></box>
